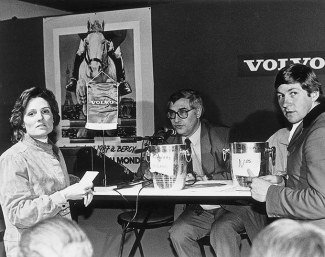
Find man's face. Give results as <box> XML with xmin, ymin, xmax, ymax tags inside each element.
<box><xmin>23</xmin><ymin>97</ymin><xmax>54</xmax><ymax>140</ymax></box>
<box><xmin>168</xmin><ymin>98</ymin><xmax>201</xmax><ymax>137</ymax></box>
<box><xmin>277</xmin><ymin>83</ymin><xmax>318</xmax><ymax>124</ymax></box>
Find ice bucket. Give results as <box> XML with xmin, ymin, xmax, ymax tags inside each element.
<box><xmin>223</xmin><ymin>142</ymin><xmax>275</xmax><ymax>187</ymax></box>
<box><xmin>146</xmin><ymin>144</ymin><xmax>188</xmax><ymax>190</ymax></box>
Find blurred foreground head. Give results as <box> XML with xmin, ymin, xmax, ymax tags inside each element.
<box><xmin>250</xmin><ymin>218</ymin><xmax>325</xmax><ymax>257</ymax></box>
<box><xmin>19</xmin><ymin>217</ymin><xmax>93</xmax><ymax>257</ymax></box>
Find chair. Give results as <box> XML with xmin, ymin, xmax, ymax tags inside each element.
<box><xmin>198</xmin><ymin>230</ymin><xmax>251</xmax><ymax>257</ymax></box>
<box><xmin>117</xmin><ymin>207</ymin><xmax>174</xmax><ymax>257</ymax></box>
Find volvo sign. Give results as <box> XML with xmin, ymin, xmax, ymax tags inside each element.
<box><xmin>238</xmin><ymin>52</ymin><xmax>325</xmax><ymax>76</ymax></box>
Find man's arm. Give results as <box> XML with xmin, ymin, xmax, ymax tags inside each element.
<box><xmin>266</xmin><ymin>124</ymin><xmax>325</xmax><ymax>219</ymax></box>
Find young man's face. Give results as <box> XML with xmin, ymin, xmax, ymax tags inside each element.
<box><xmin>276</xmin><ymin>83</ymin><xmax>319</xmax><ymax>124</ymax></box>
<box><xmin>168</xmin><ymin>98</ymin><xmax>201</xmax><ymax>137</ymax></box>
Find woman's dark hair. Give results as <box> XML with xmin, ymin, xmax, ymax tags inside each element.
<box><xmin>274</xmin><ymin>64</ymin><xmax>325</xmax><ymax>103</ymax></box>
<box><xmin>10</xmin><ymin>87</ymin><xmax>60</xmax><ymax>143</ymax></box>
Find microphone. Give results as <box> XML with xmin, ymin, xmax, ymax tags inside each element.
<box><xmin>131</xmin><ymin>128</ymin><xmax>176</xmax><ymax>142</ymax></box>
<box><xmin>133</xmin><ymin>128</ymin><xmax>177</xmax><ymax>153</ymax></box>
<box><xmin>156</xmin><ymin>127</ymin><xmax>176</xmax><ymax>141</ymax></box>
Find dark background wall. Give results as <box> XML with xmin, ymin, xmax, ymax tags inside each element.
<box><xmin>151</xmin><ymin>1</ymin><xmax>325</xmax><ymax>138</ymax></box>
<box><xmin>1</xmin><ymin>0</ymin><xmax>325</xmax><ymax>155</ymax></box>
<box><xmin>0</xmin><ymin>17</ymin><xmax>45</xmax><ymax>153</ymax></box>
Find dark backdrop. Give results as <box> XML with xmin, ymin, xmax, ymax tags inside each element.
<box><xmin>0</xmin><ymin>17</ymin><xmax>45</xmax><ymax>153</ymax></box>
<box><xmin>1</xmin><ymin>0</ymin><xmax>325</xmax><ymax>155</ymax></box>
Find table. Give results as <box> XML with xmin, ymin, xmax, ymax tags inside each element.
<box><xmin>94</xmin><ymin>180</ymin><xmax>252</xmax><ymax>204</ymax></box>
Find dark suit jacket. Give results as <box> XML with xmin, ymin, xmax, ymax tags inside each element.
<box><xmin>166</xmin><ymin>119</ymin><xmax>231</xmax><ymax>180</ymax></box>
<box><xmin>266</xmin><ymin>103</ymin><xmax>325</xmax><ymax>230</ymax></box>
<box><xmin>169</xmin><ymin>120</ymin><xmax>267</xmax><ymax>240</ymax></box>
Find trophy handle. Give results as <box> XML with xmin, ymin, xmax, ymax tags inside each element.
<box><xmin>222</xmin><ymin>148</ymin><xmax>230</xmax><ymax>162</ymax></box>
<box><xmin>266</xmin><ymin>146</ymin><xmax>276</xmax><ymax>167</ymax></box>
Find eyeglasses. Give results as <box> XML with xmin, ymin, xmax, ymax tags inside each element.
<box><xmin>167</xmin><ymin>108</ymin><xmax>194</xmax><ymax>119</ymax></box>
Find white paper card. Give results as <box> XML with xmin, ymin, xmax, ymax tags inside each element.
<box><xmin>231</xmin><ymin>152</ymin><xmax>261</xmax><ymax>177</ymax></box>
<box><xmin>80</xmin><ymin>171</ymin><xmax>99</xmax><ymax>185</ymax></box>
<box><xmin>150</xmin><ymin>152</ymin><xmax>174</xmax><ymax>176</ymax></box>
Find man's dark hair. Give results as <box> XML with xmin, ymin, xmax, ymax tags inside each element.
<box><xmin>274</xmin><ymin>64</ymin><xmax>324</xmax><ymax>103</ymax></box>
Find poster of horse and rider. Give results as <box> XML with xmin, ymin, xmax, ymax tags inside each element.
<box><xmin>43</xmin><ymin>8</ymin><xmax>154</xmax><ymax>147</ymax></box>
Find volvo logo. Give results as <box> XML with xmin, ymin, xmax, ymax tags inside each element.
<box><xmin>238</xmin><ymin>52</ymin><xmax>325</xmax><ymax>76</ymax></box>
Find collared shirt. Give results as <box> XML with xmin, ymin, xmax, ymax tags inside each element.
<box><xmin>182</xmin><ymin>123</ymin><xmax>220</xmax><ymax>210</ymax></box>
<box><xmin>288</xmin><ymin>121</ymin><xmax>302</xmax><ymax>143</ymax></box>
<box><xmin>0</xmin><ymin>133</ymin><xmax>71</xmax><ymax>254</ymax></box>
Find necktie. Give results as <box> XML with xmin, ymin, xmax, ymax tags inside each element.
<box><xmin>185</xmin><ymin>138</ymin><xmax>194</xmax><ymax>176</ymax></box>
<box><xmin>185</xmin><ymin>137</ymin><xmax>202</xmax><ymax>214</ymax></box>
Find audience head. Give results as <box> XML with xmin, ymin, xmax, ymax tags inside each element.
<box><xmin>19</xmin><ymin>217</ymin><xmax>93</xmax><ymax>257</ymax></box>
<box><xmin>10</xmin><ymin>87</ymin><xmax>60</xmax><ymax>143</ymax></box>
<box><xmin>250</xmin><ymin>219</ymin><xmax>325</xmax><ymax>257</ymax></box>
<box><xmin>167</xmin><ymin>89</ymin><xmax>204</xmax><ymax>137</ymax></box>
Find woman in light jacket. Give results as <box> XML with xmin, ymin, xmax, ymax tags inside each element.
<box><xmin>0</xmin><ymin>87</ymin><xmax>93</xmax><ymax>257</ymax></box>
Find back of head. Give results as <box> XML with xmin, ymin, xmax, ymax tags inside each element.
<box><xmin>250</xmin><ymin>219</ymin><xmax>325</xmax><ymax>257</ymax></box>
<box><xmin>19</xmin><ymin>217</ymin><xmax>93</xmax><ymax>257</ymax></box>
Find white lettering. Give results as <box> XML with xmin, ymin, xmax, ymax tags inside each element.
<box><xmin>277</xmin><ymin>58</ymin><xmax>288</xmax><ymax>70</ymax></box>
<box><xmin>289</xmin><ymin>58</ymin><xmax>302</xmax><ymax>64</ymax></box>
<box><xmin>90</xmin><ymin>100</ymin><xmax>114</xmax><ymax>105</ymax></box>
<box><xmin>263</xmin><ymin>59</ymin><xmax>277</xmax><ymax>71</ymax></box>
<box><xmin>302</xmin><ymin>57</ymin><xmax>311</xmax><ymax>65</ymax></box>
<box><xmin>243</xmin><ymin>59</ymin><xmax>264</xmax><ymax>71</ymax></box>
<box><xmin>309</xmin><ymin>57</ymin><xmax>325</xmax><ymax>69</ymax></box>
<box><xmin>243</xmin><ymin>57</ymin><xmax>325</xmax><ymax>72</ymax></box>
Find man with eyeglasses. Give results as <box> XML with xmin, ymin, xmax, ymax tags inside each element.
<box><xmin>167</xmin><ymin>89</ymin><xmax>267</xmax><ymax>257</ymax></box>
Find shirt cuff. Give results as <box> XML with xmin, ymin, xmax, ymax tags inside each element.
<box><xmin>51</xmin><ymin>191</ymin><xmax>69</xmax><ymax>209</ymax></box>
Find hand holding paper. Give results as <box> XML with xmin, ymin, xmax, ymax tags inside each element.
<box><xmin>61</xmin><ymin>171</ymin><xmax>98</xmax><ymax>205</ymax></box>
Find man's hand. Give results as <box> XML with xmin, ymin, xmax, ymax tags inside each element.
<box><xmin>250</xmin><ymin>177</ymin><xmax>273</xmax><ymax>202</ymax></box>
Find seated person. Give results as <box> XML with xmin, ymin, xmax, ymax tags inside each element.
<box><xmin>148</xmin><ymin>89</ymin><xmax>267</xmax><ymax>257</ymax></box>
<box><xmin>250</xmin><ymin>64</ymin><xmax>325</xmax><ymax>230</ymax></box>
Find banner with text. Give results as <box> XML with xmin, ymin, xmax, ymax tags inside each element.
<box><xmin>238</xmin><ymin>51</ymin><xmax>325</xmax><ymax>77</ymax></box>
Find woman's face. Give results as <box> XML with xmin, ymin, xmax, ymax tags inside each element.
<box><xmin>23</xmin><ymin>97</ymin><xmax>54</xmax><ymax>140</ymax></box>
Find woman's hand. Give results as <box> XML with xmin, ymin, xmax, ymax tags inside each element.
<box><xmin>61</xmin><ymin>181</ymin><xmax>93</xmax><ymax>202</ymax></box>
<box><xmin>83</xmin><ymin>191</ymin><xmax>93</xmax><ymax>207</ymax></box>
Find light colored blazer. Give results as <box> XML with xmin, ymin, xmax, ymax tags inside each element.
<box><xmin>0</xmin><ymin>134</ymin><xmax>71</xmax><ymax>256</ymax></box>
<box><xmin>266</xmin><ymin>103</ymin><xmax>325</xmax><ymax>230</ymax></box>
<box><xmin>267</xmin><ymin>127</ymin><xmax>289</xmax><ymax>174</ymax></box>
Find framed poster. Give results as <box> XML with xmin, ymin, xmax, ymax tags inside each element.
<box><xmin>43</xmin><ymin>8</ymin><xmax>154</xmax><ymax>147</ymax></box>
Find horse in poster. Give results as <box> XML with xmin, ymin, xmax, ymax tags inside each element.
<box><xmin>76</xmin><ymin>20</ymin><xmax>117</xmax><ymax>115</ymax></box>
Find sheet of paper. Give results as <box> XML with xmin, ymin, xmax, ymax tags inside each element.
<box><xmin>80</xmin><ymin>171</ymin><xmax>99</xmax><ymax>185</ymax></box>
<box><xmin>231</xmin><ymin>152</ymin><xmax>261</xmax><ymax>177</ymax></box>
